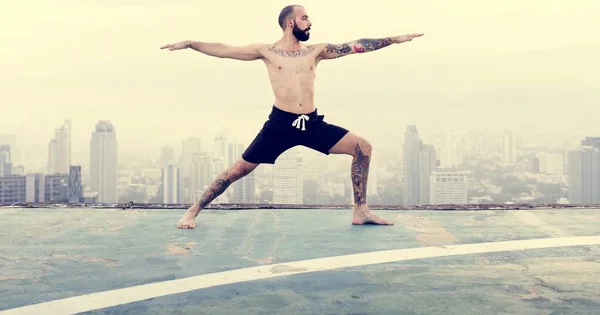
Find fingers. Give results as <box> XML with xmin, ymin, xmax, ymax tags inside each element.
<box><xmin>406</xmin><ymin>33</ymin><xmax>424</xmax><ymax>41</ymax></box>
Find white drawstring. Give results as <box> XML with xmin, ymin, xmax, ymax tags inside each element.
<box><xmin>291</xmin><ymin>114</ymin><xmax>309</xmax><ymax>131</ymax></box>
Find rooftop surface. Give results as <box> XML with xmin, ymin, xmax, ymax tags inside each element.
<box><xmin>1</xmin><ymin>207</ymin><xmax>599</xmax><ymax>314</ymax></box>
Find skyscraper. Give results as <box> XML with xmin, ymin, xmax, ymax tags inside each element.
<box><xmin>440</xmin><ymin>131</ymin><xmax>465</xmax><ymax>167</ymax></box>
<box><xmin>89</xmin><ymin>121</ymin><xmax>118</xmax><ymax>203</ymax></box>
<box><xmin>212</xmin><ymin>130</ymin><xmax>228</xmax><ymax>203</ymax></box>
<box><xmin>403</xmin><ymin>125</ymin><xmax>438</xmax><ymax>205</ymax></box>
<box><xmin>0</xmin><ymin>134</ymin><xmax>17</xmax><ymax>165</ymax></box>
<box><xmin>25</xmin><ymin>174</ymin><xmax>45</xmax><ymax>203</ymax></box>
<box><xmin>48</xmin><ymin>120</ymin><xmax>71</xmax><ymax>175</ymax></box>
<box><xmin>403</xmin><ymin>125</ymin><xmax>421</xmax><ymax>205</ymax></box>
<box><xmin>68</xmin><ymin>166</ymin><xmax>83</xmax><ymax>203</ymax></box>
<box><xmin>180</xmin><ymin>137</ymin><xmax>203</xmax><ymax>201</ymax></box>
<box><xmin>190</xmin><ymin>152</ymin><xmax>213</xmax><ymax>203</ymax></box>
<box><xmin>228</xmin><ymin>141</ymin><xmax>256</xmax><ymax>203</ymax></box>
<box><xmin>273</xmin><ymin>147</ymin><xmax>303</xmax><ymax>204</ymax></box>
<box><xmin>367</xmin><ymin>153</ymin><xmax>378</xmax><ymax>196</ymax></box>
<box><xmin>503</xmin><ymin>130</ymin><xmax>517</xmax><ymax>164</ymax></box>
<box><xmin>0</xmin><ymin>145</ymin><xmax>11</xmax><ymax>176</ymax></box>
<box><xmin>160</xmin><ymin>146</ymin><xmax>175</xmax><ymax>166</ymax></box>
<box><xmin>582</xmin><ymin>137</ymin><xmax>600</xmax><ymax>148</ymax></box>
<box><xmin>419</xmin><ymin>144</ymin><xmax>437</xmax><ymax>204</ymax></box>
<box><xmin>162</xmin><ymin>164</ymin><xmax>182</xmax><ymax>204</ymax></box>
<box><xmin>568</xmin><ymin>138</ymin><xmax>600</xmax><ymax>204</ymax></box>
<box><xmin>567</xmin><ymin>150</ymin><xmax>581</xmax><ymax>204</ymax></box>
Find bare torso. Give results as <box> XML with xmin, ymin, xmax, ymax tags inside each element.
<box><xmin>260</xmin><ymin>43</ymin><xmax>322</xmax><ymax>114</ymax></box>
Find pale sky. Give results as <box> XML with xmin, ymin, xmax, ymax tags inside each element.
<box><xmin>1</xmin><ymin>0</ymin><xmax>599</xmax><ymax>165</ymax></box>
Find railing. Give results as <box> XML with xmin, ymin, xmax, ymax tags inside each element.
<box><xmin>1</xmin><ymin>202</ymin><xmax>599</xmax><ymax>210</ymax></box>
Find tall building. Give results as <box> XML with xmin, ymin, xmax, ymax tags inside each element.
<box><xmin>568</xmin><ymin>138</ymin><xmax>600</xmax><ymax>204</ymax></box>
<box><xmin>160</xmin><ymin>146</ymin><xmax>175</xmax><ymax>166</ymax></box>
<box><xmin>212</xmin><ymin>130</ymin><xmax>228</xmax><ymax>203</ymax></box>
<box><xmin>25</xmin><ymin>174</ymin><xmax>45</xmax><ymax>203</ymax></box>
<box><xmin>228</xmin><ymin>141</ymin><xmax>256</xmax><ymax>203</ymax></box>
<box><xmin>503</xmin><ymin>130</ymin><xmax>517</xmax><ymax>164</ymax></box>
<box><xmin>473</xmin><ymin>135</ymin><xmax>488</xmax><ymax>158</ymax></box>
<box><xmin>403</xmin><ymin>125</ymin><xmax>438</xmax><ymax>205</ymax></box>
<box><xmin>68</xmin><ymin>166</ymin><xmax>83</xmax><ymax>203</ymax></box>
<box><xmin>419</xmin><ymin>144</ymin><xmax>437</xmax><ymax>204</ymax></box>
<box><xmin>430</xmin><ymin>169</ymin><xmax>469</xmax><ymax>205</ymax></box>
<box><xmin>440</xmin><ymin>132</ymin><xmax>465</xmax><ymax>167</ymax></box>
<box><xmin>403</xmin><ymin>125</ymin><xmax>421</xmax><ymax>205</ymax></box>
<box><xmin>0</xmin><ymin>145</ymin><xmax>11</xmax><ymax>176</ymax></box>
<box><xmin>367</xmin><ymin>153</ymin><xmax>378</xmax><ymax>196</ymax></box>
<box><xmin>0</xmin><ymin>134</ymin><xmax>18</xmax><ymax>165</ymax></box>
<box><xmin>190</xmin><ymin>152</ymin><xmax>213</xmax><ymax>203</ymax></box>
<box><xmin>90</xmin><ymin>121</ymin><xmax>118</xmax><ymax>203</ymax></box>
<box><xmin>582</xmin><ymin>137</ymin><xmax>600</xmax><ymax>148</ymax></box>
<box><xmin>48</xmin><ymin>120</ymin><xmax>71</xmax><ymax>175</ymax></box>
<box><xmin>162</xmin><ymin>164</ymin><xmax>182</xmax><ymax>204</ymax></box>
<box><xmin>180</xmin><ymin>138</ymin><xmax>203</xmax><ymax>201</ymax></box>
<box><xmin>273</xmin><ymin>147</ymin><xmax>303</xmax><ymax>204</ymax></box>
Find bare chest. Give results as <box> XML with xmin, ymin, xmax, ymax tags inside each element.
<box><xmin>266</xmin><ymin>46</ymin><xmax>316</xmax><ymax>76</ymax></box>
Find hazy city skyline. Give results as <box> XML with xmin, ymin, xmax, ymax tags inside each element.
<box><xmin>1</xmin><ymin>1</ymin><xmax>599</xmax><ymax>167</ymax></box>
<box><xmin>0</xmin><ymin>117</ymin><xmax>596</xmax><ymax>206</ymax></box>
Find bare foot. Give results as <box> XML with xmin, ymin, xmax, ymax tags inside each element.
<box><xmin>352</xmin><ymin>209</ymin><xmax>394</xmax><ymax>225</ymax></box>
<box><xmin>178</xmin><ymin>204</ymin><xmax>200</xmax><ymax>229</ymax></box>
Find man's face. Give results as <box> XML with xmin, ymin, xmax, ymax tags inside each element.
<box><xmin>290</xmin><ymin>8</ymin><xmax>311</xmax><ymax>41</ymax></box>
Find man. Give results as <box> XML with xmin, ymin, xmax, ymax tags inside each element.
<box><xmin>161</xmin><ymin>5</ymin><xmax>423</xmax><ymax>229</ymax></box>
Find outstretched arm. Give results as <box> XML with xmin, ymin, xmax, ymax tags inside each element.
<box><xmin>317</xmin><ymin>33</ymin><xmax>423</xmax><ymax>60</ymax></box>
<box><xmin>160</xmin><ymin>41</ymin><xmax>265</xmax><ymax>61</ymax></box>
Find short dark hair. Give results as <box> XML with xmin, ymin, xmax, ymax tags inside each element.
<box><xmin>278</xmin><ymin>5</ymin><xmax>302</xmax><ymax>30</ymax></box>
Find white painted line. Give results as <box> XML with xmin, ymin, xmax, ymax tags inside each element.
<box><xmin>2</xmin><ymin>236</ymin><xmax>599</xmax><ymax>315</ymax></box>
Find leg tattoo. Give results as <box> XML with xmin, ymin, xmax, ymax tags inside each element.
<box><xmin>351</xmin><ymin>143</ymin><xmax>370</xmax><ymax>206</ymax></box>
<box><xmin>198</xmin><ymin>176</ymin><xmax>232</xmax><ymax>208</ymax></box>
<box><xmin>196</xmin><ymin>162</ymin><xmax>253</xmax><ymax>208</ymax></box>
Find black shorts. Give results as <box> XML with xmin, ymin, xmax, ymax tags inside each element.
<box><xmin>242</xmin><ymin>106</ymin><xmax>350</xmax><ymax>164</ymax></box>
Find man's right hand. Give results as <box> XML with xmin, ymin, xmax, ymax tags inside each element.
<box><xmin>391</xmin><ymin>33</ymin><xmax>424</xmax><ymax>44</ymax></box>
<box><xmin>160</xmin><ymin>41</ymin><xmax>191</xmax><ymax>51</ymax></box>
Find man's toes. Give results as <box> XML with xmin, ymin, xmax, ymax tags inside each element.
<box><xmin>383</xmin><ymin>219</ymin><xmax>394</xmax><ymax>225</ymax></box>
<box><xmin>374</xmin><ymin>217</ymin><xmax>393</xmax><ymax>225</ymax></box>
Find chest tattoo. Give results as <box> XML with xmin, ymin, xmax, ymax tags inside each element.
<box><xmin>268</xmin><ymin>46</ymin><xmax>315</xmax><ymax>58</ymax></box>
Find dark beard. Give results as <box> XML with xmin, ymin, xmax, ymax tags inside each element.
<box><xmin>292</xmin><ymin>24</ymin><xmax>310</xmax><ymax>41</ymax></box>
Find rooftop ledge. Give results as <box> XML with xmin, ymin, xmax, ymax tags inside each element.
<box><xmin>1</xmin><ymin>202</ymin><xmax>599</xmax><ymax>211</ymax></box>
